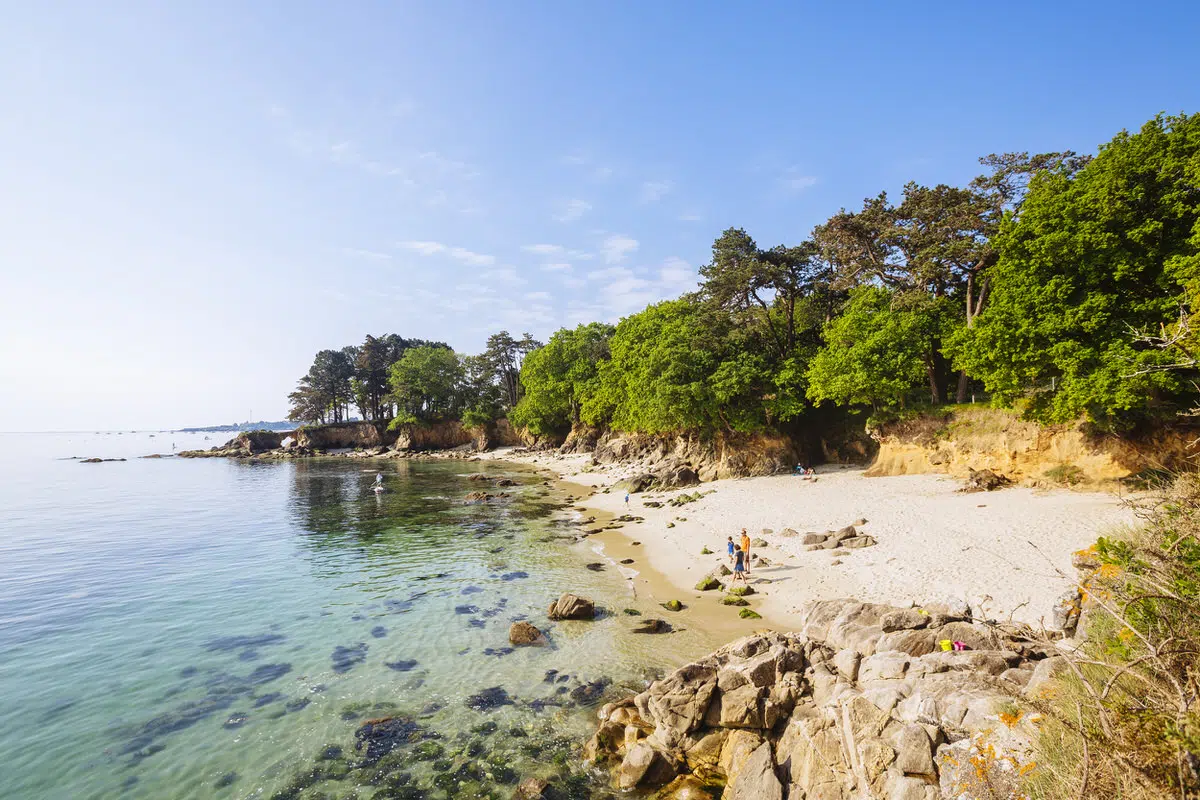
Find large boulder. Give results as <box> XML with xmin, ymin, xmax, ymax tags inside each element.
<box><xmin>547</xmin><ymin>593</ymin><xmax>595</xmax><ymax>620</ymax></box>
<box><xmin>617</xmin><ymin>741</ymin><xmax>678</xmax><ymax>790</ymax></box>
<box><xmin>724</xmin><ymin>741</ymin><xmax>784</xmax><ymax>800</ymax></box>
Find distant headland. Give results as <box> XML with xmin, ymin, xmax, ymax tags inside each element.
<box><xmin>177</xmin><ymin>420</ymin><xmax>297</xmax><ymax>433</ymax></box>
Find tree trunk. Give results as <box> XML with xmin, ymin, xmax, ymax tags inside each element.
<box><xmin>955</xmin><ymin>371</ymin><xmax>969</xmax><ymax>404</ymax></box>
<box><xmin>925</xmin><ymin>359</ymin><xmax>942</xmax><ymax>405</ymax></box>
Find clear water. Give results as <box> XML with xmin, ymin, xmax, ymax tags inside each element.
<box><xmin>0</xmin><ymin>432</ymin><xmax>720</xmax><ymax>799</ymax></box>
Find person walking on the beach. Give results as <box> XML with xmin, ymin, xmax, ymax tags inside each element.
<box><xmin>726</xmin><ymin>536</ymin><xmax>735</xmax><ymax>564</ymax></box>
<box><xmin>624</xmin><ymin>491</ymin><xmax>630</xmax><ymax>508</ymax></box>
<box><xmin>740</xmin><ymin>529</ymin><xmax>752</xmax><ymax>574</ymax></box>
<box><xmin>731</xmin><ymin>546</ymin><xmax>748</xmax><ymax>585</ymax></box>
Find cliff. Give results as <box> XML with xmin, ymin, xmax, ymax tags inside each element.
<box><xmin>865</xmin><ymin>407</ymin><xmax>1197</xmax><ymax>486</ymax></box>
<box><xmin>294</xmin><ymin>421</ymin><xmax>392</xmax><ymax>449</ymax></box>
<box><xmin>553</xmin><ymin>426</ymin><xmax>802</xmax><ymax>481</ymax></box>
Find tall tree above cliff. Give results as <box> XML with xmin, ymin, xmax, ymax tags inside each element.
<box><xmin>287</xmin><ymin>349</ymin><xmax>355</xmax><ymax>423</ymax></box>
<box><xmin>950</xmin><ymin>112</ymin><xmax>1200</xmax><ymax>426</ymax></box>
<box><xmin>807</xmin><ymin>286</ymin><xmax>952</xmax><ymax>411</ymax></box>
<box><xmin>387</xmin><ymin>345</ymin><xmax>466</xmax><ymax>424</ymax></box>
<box><xmin>700</xmin><ymin>228</ymin><xmax>832</xmax><ymax>364</ymax></box>
<box><xmin>510</xmin><ymin>322</ymin><xmax>613</xmax><ymax>435</ymax></box>
<box><xmin>484</xmin><ymin>331</ymin><xmax>543</xmax><ymax>409</ymax></box>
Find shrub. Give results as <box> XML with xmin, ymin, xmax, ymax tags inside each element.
<box><xmin>1043</xmin><ymin>463</ymin><xmax>1085</xmax><ymax>486</ymax></box>
<box><xmin>1025</xmin><ymin>473</ymin><xmax>1200</xmax><ymax>798</ymax></box>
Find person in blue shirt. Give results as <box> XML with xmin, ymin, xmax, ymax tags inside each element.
<box><xmin>726</xmin><ymin>536</ymin><xmax>735</xmax><ymax>564</ymax></box>
<box><xmin>731</xmin><ymin>546</ymin><xmax>748</xmax><ymax>584</ymax></box>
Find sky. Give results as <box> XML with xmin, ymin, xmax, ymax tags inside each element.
<box><xmin>2</xmin><ymin>2</ymin><xmax>1199</xmax><ymax>431</ymax></box>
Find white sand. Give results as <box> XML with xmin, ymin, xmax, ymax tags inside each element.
<box><xmin>490</xmin><ymin>449</ymin><xmax>1140</xmax><ymax>629</ymax></box>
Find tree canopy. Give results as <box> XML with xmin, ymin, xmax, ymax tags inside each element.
<box><xmin>288</xmin><ymin>112</ymin><xmax>1200</xmax><ymax>435</ymax></box>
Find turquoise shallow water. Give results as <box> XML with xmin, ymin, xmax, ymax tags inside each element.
<box><xmin>0</xmin><ymin>432</ymin><xmax>720</xmax><ymax>799</ymax></box>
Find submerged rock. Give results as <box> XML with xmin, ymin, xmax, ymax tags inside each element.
<box><xmin>509</xmin><ymin>621</ymin><xmax>545</xmax><ymax>646</ymax></box>
<box><xmin>465</xmin><ymin>686</ymin><xmax>513</xmax><ymax>711</ymax></box>
<box><xmin>547</xmin><ymin>593</ymin><xmax>595</xmax><ymax>620</ymax></box>
<box><xmin>331</xmin><ymin>644</ymin><xmax>368</xmax><ymax>674</ymax></box>
<box><xmin>353</xmin><ymin>715</ymin><xmax>425</xmax><ymax>765</ymax></box>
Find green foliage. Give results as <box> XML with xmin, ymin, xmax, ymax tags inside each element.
<box><xmin>1043</xmin><ymin>463</ymin><xmax>1084</xmax><ymax>486</ymax></box>
<box><xmin>287</xmin><ymin>112</ymin><xmax>1200</xmax><ymax>436</ymax></box>
<box><xmin>509</xmin><ymin>323</ymin><xmax>613</xmax><ymax>435</ymax></box>
<box><xmin>807</xmin><ymin>286</ymin><xmax>954</xmax><ymax>409</ymax></box>
<box><xmin>388</xmin><ymin>346</ymin><xmax>465</xmax><ymax>422</ymax></box>
<box><xmin>952</xmin><ymin>113</ymin><xmax>1200</xmax><ymax>426</ymax></box>
<box><xmin>1027</xmin><ymin>474</ymin><xmax>1200</xmax><ymax>798</ymax></box>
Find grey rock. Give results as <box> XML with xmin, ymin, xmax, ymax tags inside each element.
<box><xmin>880</xmin><ymin>609</ymin><xmax>929</xmax><ymax>632</ymax></box>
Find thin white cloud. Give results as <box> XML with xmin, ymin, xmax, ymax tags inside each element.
<box><xmin>541</xmin><ymin>262</ymin><xmax>572</xmax><ymax>272</ymax></box>
<box><xmin>341</xmin><ymin>247</ymin><xmax>392</xmax><ymax>261</ymax></box>
<box><xmin>639</xmin><ymin>180</ymin><xmax>673</xmax><ymax>204</ymax></box>
<box><xmin>554</xmin><ymin>199</ymin><xmax>592</xmax><ymax>223</ymax></box>
<box><xmin>592</xmin><ymin>166</ymin><xmax>614</xmax><ymax>181</ymax></box>
<box><xmin>448</xmin><ymin>247</ymin><xmax>495</xmax><ymax>266</ymax></box>
<box><xmin>525</xmin><ymin>291</ymin><xmax>553</xmax><ymax>302</ymax></box>
<box><xmin>522</xmin><ymin>243</ymin><xmax>565</xmax><ymax>256</ymax></box>
<box><xmin>780</xmin><ymin>168</ymin><xmax>818</xmax><ymax>191</ymax></box>
<box><xmin>398</xmin><ymin>240</ymin><xmax>495</xmax><ymax>266</ymax></box>
<box><xmin>659</xmin><ymin>256</ymin><xmax>698</xmax><ymax>292</ymax></box>
<box><xmin>600</xmin><ymin>234</ymin><xmax>639</xmax><ymax>264</ymax></box>
<box><xmin>398</xmin><ymin>240</ymin><xmax>446</xmax><ymax>256</ymax></box>
<box><xmin>481</xmin><ymin>267</ymin><xmax>525</xmax><ymax>284</ymax></box>
<box><xmin>678</xmin><ymin>213</ymin><xmax>702</xmax><ymax>222</ymax></box>
<box><xmin>587</xmin><ymin>266</ymin><xmax>630</xmax><ymax>281</ymax></box>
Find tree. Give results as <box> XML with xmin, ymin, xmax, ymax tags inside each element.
<box><xmin>700</xmin><ymin>228</ymin><xmax>833</xmax><ymax>364</ymax></box>
<box><xmin>807</xmin><ymin>286</ymin><xmax>949</xmax><ymax>410</ymax></box>
<box><xmin>286</xmin><ymin>349</ymin><xmax>356</xmax><ymax>423</ymax></box>
<box><xmin>458</xmin><ymin>353</ymin><xmax>504</xmax><ymax>428</ymax></box>
<box><xmin>485</xmin><ymin>331</ymin><xmax>543</xmax><ymax>409</ymax></box>
<box><xmin>510</xmin><ymin>323</ymin><xmax>614</xmax><ymax>435</ymax></box>
<box><xmin>951</xmin><ymin>113</ymin><xmax>1200</xmax><ymax>425</ymax></box>
<box><xmin>581</xmin><ymin>300</ymin><xmax>773</xmax><ymax>434</ymax></box>
<box><xmin>387</xmin><ymin>345</ymin><xmax>465</xmax><ymax>424</ymax></box>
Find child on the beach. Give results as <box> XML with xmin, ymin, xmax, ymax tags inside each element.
<box><xmin>726</xmin><ymin>536</ymin><xmax>735</xmax><ymax>564</ymax></box>
<box><xmin>731</xmin><ymin>546</ymin><xmax>748</xmax><ymax>584</ymax></box>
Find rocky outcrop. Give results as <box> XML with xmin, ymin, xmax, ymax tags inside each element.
<box><xmin>391</xmin><ymin>420</ymin><xmax>473</xmax><ymax>451</ymax></box>
<box><xmin>585</xmin><ymin>598</ymin><xmax>1053</xmax><ymax>799</ymax></box>
<box><xmin>178</xmin><ymin>429</ymin><xmax>289</xmax><ymax>457</ymax></box>
<box><xmin>590</xmin><ymin>430</ymin><xmax>799</xmax><ymax>482</ymax></box>
<box><xmin>295</xmin><ymin>421</ymin><xmax>389</xmax><ymax>450</ymax></box>
<box><xmin>471</xmin><ymin>417</ymin><xmax>528</xmax><ymax>451</ymax></box>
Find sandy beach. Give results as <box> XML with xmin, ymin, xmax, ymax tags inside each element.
<box><xmin>491</xmin><ymin>449</ymin><xmax>1141</xmax><ymax>630</ymax></box>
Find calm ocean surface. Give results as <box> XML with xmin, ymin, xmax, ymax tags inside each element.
<box><xmin>0</xmin><ymin>432</ymin><xmax>718</xmax><ymax>799</ymax></box>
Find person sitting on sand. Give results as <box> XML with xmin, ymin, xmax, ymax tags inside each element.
<box><xmin>731</xmin><ymin>546</ymin><xmax>748</xmax><ymax>584</ymax></box>
<box><xmin>726</xmin><ymin>535</ymin><xmax>735</xmax><ymax>564</ymax></box>
<box><xmin>739</xmin><ymin>529</ymin><xmax>752</xmax><ymax>574</ymax></box>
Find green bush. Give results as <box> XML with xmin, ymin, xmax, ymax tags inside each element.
<box><xmin>1026</xmin><ymin>473</ymin><xmax>1200</xmax><ymax>798</ymax></box>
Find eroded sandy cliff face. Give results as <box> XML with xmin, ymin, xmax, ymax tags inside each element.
<box><xmin>863</xmin><ymin>407</ymin><xmax>1196</xmax><ymax>485</ymax></box>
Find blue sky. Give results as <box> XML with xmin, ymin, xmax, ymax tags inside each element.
<box><xmin>2</xmin><ymin>2</ymin><xmax>1198</xmax><ymax>430</ymax></box>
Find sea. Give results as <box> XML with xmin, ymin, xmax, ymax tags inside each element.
<box><xmin>0</xmin><ymin>431</ymin><xmax>720</xmax><ymax>799</ymax></box>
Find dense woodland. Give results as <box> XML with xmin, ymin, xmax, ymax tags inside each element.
<box><xmin>288</xmin><ymin>113</ymin><xmax>1200</xmax><ymax>436</ymax></box>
